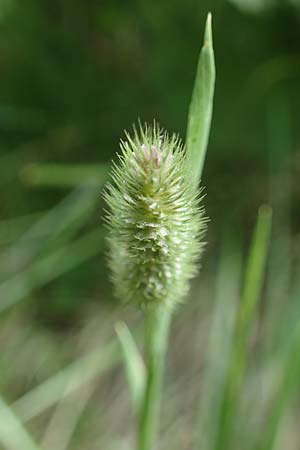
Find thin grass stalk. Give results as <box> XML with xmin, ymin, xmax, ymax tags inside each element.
<box><xmin>138</xmin><ymin>306</ymin><xmax>171</xmax><ymax>450</ymax></box>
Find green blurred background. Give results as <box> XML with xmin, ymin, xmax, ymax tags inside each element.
<box><xmin>0</xmin><ymin>0</ymin><xmax>300</xmax><ymax>449</ymax></box>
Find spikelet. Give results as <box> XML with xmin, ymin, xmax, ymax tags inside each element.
<box><xmin>104</xmin><ymin>123</ymin><xmax>207</xmax><ymax>309</ymax></box>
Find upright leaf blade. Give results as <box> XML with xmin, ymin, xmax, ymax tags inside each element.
<box><xmin>115</xmin><ymin>321</ymin><xmax>146</xmax><ymax>415</ymax></box>
<box><xmin>186</xmin><ymin>12</ymin><xmax>216</xmax><ymax>186</ymax></box>
<box><xmin>214</xmin><ymin>205</ymin><xmax>272</xmax><ymax>450</ymax></box>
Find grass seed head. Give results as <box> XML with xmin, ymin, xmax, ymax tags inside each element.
<box><xmin>104</xmin><ymin>122</ymin><xmax>207</xmax><ymax>309</ymax></box>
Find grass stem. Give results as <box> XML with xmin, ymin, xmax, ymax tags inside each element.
<box><xmin>137</xmin><ymin>306</ymin><xmax>172</xmax><ymax>450</ymax></box>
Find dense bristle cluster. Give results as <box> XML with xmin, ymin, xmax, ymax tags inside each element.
<box><xmin>104</xmin><ymin>123</ymin><xmax>207</xmax><ymax>309</ymax></box>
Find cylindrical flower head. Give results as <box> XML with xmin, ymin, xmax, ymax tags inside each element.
<box><xmin>104</xmin><ymin>123</ymin><xmax>207</xmax><ymax>309</ymax></box>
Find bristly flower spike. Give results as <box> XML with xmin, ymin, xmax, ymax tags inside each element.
<box><xmin>104</xmin><ymin>122</ymin><xmax>208</xmax><ymax>309</ymax></box>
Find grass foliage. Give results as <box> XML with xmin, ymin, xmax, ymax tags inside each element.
<box><xmin>0</xmin><ymin>2</ymin><xmax>300</xmax><ymax>450</ymax></box>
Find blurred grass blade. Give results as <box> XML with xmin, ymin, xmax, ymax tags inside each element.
<box><xmin>197</xmin><ymin>232</ymin><xmax>242</xmax><ymax>450</ymax></box>
<box><xmin>13</xmin><ymin>338</ymin><xmax>121</xmax><ymax>423</ymax></box>
<box><xmin>0</xmin><ymin>187</ymin><xmax>99</xmax><ymax>279</ymax></box>
<box><xmin>265</xmin><ymin>90</ymin><xmax>291</xmax><ymax>331</ymax></box>
<box><xmin>41</xmin><ymin>376</ymin><xmax>96</xmax><ymax>450</ymax></box>
<box><xmin>0</xmin><ymin>213</ymin><xmax>43</xmax><ymax>246</ymax></box>
<box><xmin>257</xmin><ymin>321</ymin><xmax>300</xmax><ymax>450</ymax></box>
<box><xmin>115</xmin><ymin>321</ymin><xmax>146</xmax><ymax>415</ymax></box>
<box><xmin>21</xmin><ymin>163</ymin><xmax>109</xmax><ymax>188</ymax></box>
<box><xmin>0</xmin><ymin>149</ymin><xmax>26</xmax><ymax>186</ymax></box>
<box><xmin>0</xmin><ymin>228</ymin><xmax>105</xmax><ymax>313</ymax></box>
<box><xmin>257</xmin><ymin>259</ymin><xmax>300</xmax><ymax>450</ymax></box>
<box><xmin>0</xmin><ymin>105</ymin><xmax>47</xmax><ymax>133</ymax></box>
<box><xmin>20</xmin><ymin>187</ymin><xmax>98</xmax><ymax>244</ymax></box>
<box><xmin>18</xmin><ymin>187</ymin><xmax>99</xmax><ymax>256</ymax></box>
<box><xmin>214</xmin><ymin>205</ymin><xmax>272</xmax><ymax>450</ymax></box>
<box><xmin>0</xmin><ymin>397</ymin><xmax>41</xmax><ymax>450</ymax></box>
<box><xmin>186</xmin><ymin>12</ymin><xmax>215</xmax><ymax>186</ymax></box>
<box><xmin>239</xmin><ymin>206</ymin><xmax>272</xmax><ymax>331</ymax></box>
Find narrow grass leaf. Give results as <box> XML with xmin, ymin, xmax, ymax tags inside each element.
<box><xmin>0</xmin><ymin>187</ymin><xmax>99</xmax><ymax>279</ymax></box>
<box><xmin>0</xmin><ymin>397</ymin><xmax>41</xmax><ymax>450</ymax></box>
<box><xmin>256</xmin><ymin>321</ymin><xmax>300</xmax><ymax>450</ymax></box>
<box><xmin>186</xmin><ymin>12</ymin><xmax>216</xmax><ymax>187</ymax></box>
<box><xmin>41</xmin><ymin>377</ymin><xmax>96</xmax><ymax>450</ymax></box>
<box><xmin>115</xmin><ymin>321</ymin><xmax>146</xmax><ymax>415</ymax></box>
<box><xmin>214</xmin><ymin>205</ymin><xmax>272</xmax><ymax>450</ymax></box>
<box><xmin>0</xmin><ymin>228</ymin><xmax>105</xmax><ymax>313</ymax></box>
<box><xmin>265</xmin><ymin>90</ymin><xmax>291</xmax><ymax>333</ymax></box>
<box><xmin>21</xmin><ymin>163</ymin><xmax>109</xmax><ymax>188</ymax></box>
<box><xmin>12</xmin><ymin>338</ymin><xmax>120</xmax><ymax>422</ymax></box>
<box><xmin>0</xmin><ymin>213</ymin><xmax>43</xmax><ymax>246</ymax></box>
<box><xmin>256</xmin><ymin>259</ymin><xmax>300</xmax><ymax>450</ymax></box>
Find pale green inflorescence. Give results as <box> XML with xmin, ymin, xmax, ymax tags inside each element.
<box><xmin>104</xmin><ymin>123</ymin><xmax>207</xmax><ymax>309</ymax></box>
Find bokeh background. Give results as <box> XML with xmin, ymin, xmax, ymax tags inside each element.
<box><xmin>0</xmin><ymin>1</ymin><xmax>300</xmax><ymax>449</ymax></box>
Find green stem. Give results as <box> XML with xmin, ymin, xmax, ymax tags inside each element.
<box><xmin>137</xmin><ymin>306</ymin><xmax>172</xmax><ymax>450</ymax></box>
